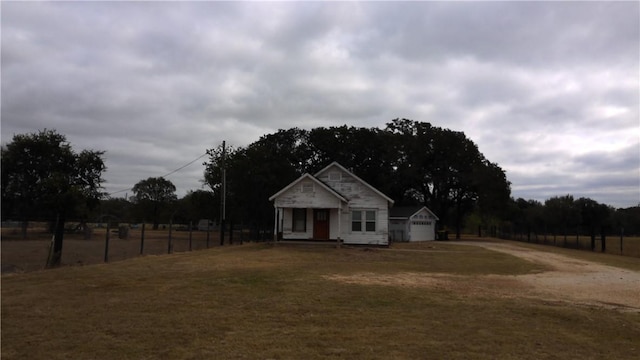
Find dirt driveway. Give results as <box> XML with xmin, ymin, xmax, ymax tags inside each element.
<box><xmin>458</xmin><ymin>241</ymin><xmax>640</xmax><ymax>312</ymax></box>
<box><xmin>328</xmin><ymin>241</ymin><xmax>640</xmax><ymax>313</ymax></box>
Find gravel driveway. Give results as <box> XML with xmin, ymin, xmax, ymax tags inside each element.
<box><xmin>327</xmin><ymin>241</ymin><xmax>640</xmax><ymax>313</ymax></box>
<box><xmin>458</xmin><ymin>241</ymin><xmax>640</xmax><ymax>312</ymax></box>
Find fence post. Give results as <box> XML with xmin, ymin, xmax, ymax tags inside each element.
<box><xmin>620</xmin><ymin>227</ymin><xmax>624</xmax><ymax>255</ymax></box>
<box><xmin>140</xmin><ymin>222</ymin><xmax>146</xmax><ymax>255</ymax></box>
<box><xmin>601</xmin><ymin>227</ymin><xmax>606</xmax><ymax>253</ymax></box>
<box><xmin>220</xmin><ymin>218</ymin><xmax>225</xmax><ymax>246</ymax></box>
<box><xmin>189</xmin><ymin>221</ymin><xmax>193</xmax><ymax>251</ymax></box>
<box><xmin>168</xmin><ymin>219</ymin><xmax>173</xmax><ymax>254</ymax></box>
<box><xmin>104</xmin><ymin>222</ymin><xmax>110</xmax><ymax>263</ymax></box>
<box><xmin>206</xmin><ymin>223</ymin><xmax>210</xmax><ymax>248</ymax></box>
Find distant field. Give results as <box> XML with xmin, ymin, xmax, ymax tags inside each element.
<box><xmin>2</xmin><ymin>240</ymin><xmax>639</xmax><ymax>359</ymax></box>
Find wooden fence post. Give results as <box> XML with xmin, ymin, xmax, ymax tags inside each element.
<box><xmin>189</xmin><ymin>221</ymin><xmax>193</xmax><ymax>251</ymax></box>
<box><xmin>206</xmin><ymin>223</ymin><xmax>210</xmax><ymax>248</ymax></box>
<box><xmin>168</xmin><ymin>219</ymin><xmax>173</xmax><ymax>254</ymax></box>
<box><xmin>220</xmin><ymin>219</ymin><xmax>225</xmax><ymax>246</ymax></box>
<box><xmin>104</xmin><ymin>222</ymin><xmax>110</xmax><ymax>263</ymax></box>
<box><xmin>140</xmin><ymin>222</ymin><xmax>146</xmax><ymax>255</ymax></box>
<box><xmin>620</xmin><ymin>227</ymin><xmax>624</xmax><ymax>255</ymax></box>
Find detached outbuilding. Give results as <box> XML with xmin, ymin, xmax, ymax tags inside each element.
<box><xmin>389</xmin><ymin>206</ymin><xmax>439</xmax><ymax>242</ymax></box>
<box><xmin>269</xmin><ymin>162</ymin><xmax>394</xmax><ymax>246</ymax></box>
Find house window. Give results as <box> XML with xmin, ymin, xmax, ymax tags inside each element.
<box><xmin>329</xmin><ymin>171</ymin><xmax>341</xmax><ymax>181</ymax></box>
<box><xmin>293</xmin><ymin>208</ymin><xmax>306</xmax><ymax>232</ymax></box>
<box><xmin>301</xmin><ymin>182</ymin><xmax>313</xmax><ymax>193</ymax></box>
<box><xmin>352</xmin><ymin>210</ymin><xmax>376</xmax><ymax>232</ymax></box>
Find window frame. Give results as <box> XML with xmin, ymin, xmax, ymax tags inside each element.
<box><xmin>301</xmin><ymin>182</ymin><xmax>314</xmax><ymax>193</ymax></box>
<box><xmin>292</xmin><ymin>208</ymin><xmax>307</xmax><ymax>232</ymax></box>
<box><xmin>329</xmin><ymin>171</ymin><xmax>342</xmax><ymax>181</ymax></box>
<box><xmin>351</xmin><ymin>209</ymin><xmax>376</xmax><ymax>233</ymax></box>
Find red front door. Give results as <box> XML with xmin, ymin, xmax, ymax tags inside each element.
<box><xmin>313</xmin><ymin>209</ymin><xmax>330</xmax><ymax>240</ymax></box>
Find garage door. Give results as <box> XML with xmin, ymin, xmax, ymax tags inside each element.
<box><xmin>410</xmin><ymin>221</ymin><xmax>434</xmax><ymax>241</ymax></box>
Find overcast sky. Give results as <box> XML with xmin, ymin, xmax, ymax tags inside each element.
<box><xmin>2</xmin><ymin>1</ymin><xmax>638</xmax><ymax>208</ymax></box>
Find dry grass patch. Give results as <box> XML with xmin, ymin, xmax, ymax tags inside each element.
<box><xmin>2</xmin><ymin>243</ymin><xmax>639</xmax><ymax>359</ymax></box>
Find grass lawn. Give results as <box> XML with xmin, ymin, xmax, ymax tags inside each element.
<box><xmin>2</xmin><ymin>242</ymin><xmax>639</xmax><ymax>359</ymax></box>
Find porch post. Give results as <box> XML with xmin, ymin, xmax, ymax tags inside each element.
<box><xmin>273</xmin><ymin>206</ymin><xmax>278</xmax><ymax>244</ymax></box>
<box><xmin>337</xmin><ymin>201</ymin><xmax>342</xmax><ymax>248</ymax></box>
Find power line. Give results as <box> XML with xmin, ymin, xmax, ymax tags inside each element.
<box><xmin>107</xmin><ymin>152</ymin><xmax>208</xmax><ymax>197</ymax></box>
<box><xmin>160</xmin><ymin>152</ymin><xmax>208</xmax><ymax>178</ymax></box>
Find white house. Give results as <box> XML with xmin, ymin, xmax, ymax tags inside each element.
<box><xmin>268</xmin><ymin>162</ymin><xmax>394</xmax><ymax>246</ymax></box>
<box><xmin>389</xmin><ymin>206</ymin><xmax>439</xmax><ymax>242</ymax></box>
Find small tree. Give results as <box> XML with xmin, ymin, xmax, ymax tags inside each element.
<box><xmin>1</xmin><ymin>129</ymin><xmax>106</xmax><ymax>267</ymax></box>
<box><xmin>132</xmin><ymin>177</ymin><xmax>177</xmax><ymax>229</ymax></box>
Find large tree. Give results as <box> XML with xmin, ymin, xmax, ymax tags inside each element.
<box><xmin>204</xmin><ymin>129</ymin><xmax>309</xmax><ymax>232</ymax></box>
<box><xmin>543</xmin><ymin>195</ymin><xmax>581</xmax><ymax>236</ymax></box>
<box><xmin>203</xmin><ymin>120</ymin><xmax>511</xmax><ymax>237</ymax></box>
<box><xmin>1</xmin><ymin>129</ymin><xmax>106</xmax><ymax>267</ymax></box>
<box><xmin>385</xmin><ymin>119</ymin><xmax>509</xmax><ymax>237</ymax></box>
<box><xmin>174</xmin><ymin>190</ymin><xmax>217</xmax><ymax>225</ymax></box>
<box><xmin>131</xmin><ymin>177</ymin><xmax>177</xmax><ymax>229</ymax></box>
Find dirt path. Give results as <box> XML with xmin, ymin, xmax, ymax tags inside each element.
<box><xmin>327</xmin><ymin>241</ymin><xmax>640</xmax><ymax>312</ymax></box>
<box><xmin>457</xmin><ymin>241</ymin><xmax>640</xmax><ymax>312</ymax></box>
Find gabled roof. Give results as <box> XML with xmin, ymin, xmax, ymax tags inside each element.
<box><xmin>389</xmin><ymin>206</ymin><xmax>439</xmax><ymax>220</ymax></box>
<box><xmin>268</xmin><ymin>173</ymin><xmax>348</xmax><ymax>202</ymax></box>
<box><xmin>314</xmin><ymin>162</ymin><xmax>395</xmax><ymax>206</ymax></box>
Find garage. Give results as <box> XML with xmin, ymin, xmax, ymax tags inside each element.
<box><xmin>389</xmin><ymin>206</ymin><xmax>439</xmax><ymax>242</ymax></box>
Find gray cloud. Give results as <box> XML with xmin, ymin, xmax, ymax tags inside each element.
<box><xmin>1</xmin><ymin>1</ymin><xmax>638</xmax><ymax>207</ymax></box>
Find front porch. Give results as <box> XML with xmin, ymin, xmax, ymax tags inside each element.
<box><xmin>273</xmin><ymin>206</ymin><xmax>345</xmax><ymax>242</ymax></box>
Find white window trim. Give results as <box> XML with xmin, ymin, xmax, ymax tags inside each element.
<box><xmin>351</xmin><ymin>209</ymin><xmax>377</xmax><ymax>233</ymax></box>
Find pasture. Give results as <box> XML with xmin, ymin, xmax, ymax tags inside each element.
<box><xmin>2</xmin><ymin>239</ymin><xmax>639</xmax><ymax>359</ymax></box>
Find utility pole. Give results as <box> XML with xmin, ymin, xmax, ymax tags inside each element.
<box><xmin>220</xmin><ymin>140</ymin><xmax>226</xmax><ymax>246</ymax></box>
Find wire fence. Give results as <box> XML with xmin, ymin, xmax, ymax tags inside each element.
<box><xmin>1</xmin><ymin>221</ymin><xmax>274</xmax><ymax>273</ymax></box>
<box><xmin>486</xmin><ymin>226</ymin><xmax>640</xmax><ymax>258</ymax></box>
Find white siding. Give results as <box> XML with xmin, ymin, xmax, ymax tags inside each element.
<box><xmin>274</xmin><ymin>180</ymin><xmax>342</xmax><ymax>209</ymax></box>
<box><xmin>339</xmin><ymin>207</ymin><xmax>389</xmax><ymax>245</ymax></box>
<box><xmin>317</xmin><ymin>164</ymin><xmax>391</xmax><ymax>245</ymax></box>
<box><xmin>389</xmin><ymin>220</ymin><xmax>409</xmax><ymax>242</ymax></box>
<box><xmin>408</xmin><ymin>208</ymin><xmax>437</xmax><ymax>241</ymax></box>
<box><xmin>281</xmin><ymin>208</ymin><xmax>314</xmax><ymax>240</ymax></box>
<box><xmin>274</xmin><ymin>163</ymin><xmax>392</xmax><ymax>245</ymax></box>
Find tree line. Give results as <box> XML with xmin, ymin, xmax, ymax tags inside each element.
<box><xmin>2</xmin><ymin>123</ymin><xmax>638</xmax><ymax>266</ymax></box>
<box><xmin>499</xmin><ymin>195</ymin><xmax>640</xmax><ymax>238</ymax></box>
